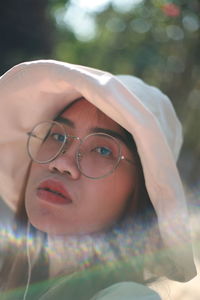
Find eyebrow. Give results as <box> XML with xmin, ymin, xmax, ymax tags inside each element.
<box><xmin>90</xmin><ymin>127</ymin><xmax>130</xmax><ymax>149</ymax></box>
<box><xmin>55</xmin><ymin>117</ymin><xmax>130</xmax><ymax>148</ymax></box>
<box><xmin>55</xmin><ymin>116</ymin><xmax>75</xmax><ymax>128</ymax></box>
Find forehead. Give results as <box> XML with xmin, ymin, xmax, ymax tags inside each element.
<box><xmin>60</xmin><ymin>99</ymin><xmax>124</xmax><ymax>133</ymax></box>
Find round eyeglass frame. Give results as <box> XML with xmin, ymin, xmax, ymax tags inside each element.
<box><xmin>27</xmin><ymin>120</ymin><xmax>134</xmax><ymax>180</ymax></box>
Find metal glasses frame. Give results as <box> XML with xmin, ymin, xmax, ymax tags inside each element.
<box><xmin>27</xmin><ymin>120</ymin><xmax>134</xmax><ymax>179</ymax></box>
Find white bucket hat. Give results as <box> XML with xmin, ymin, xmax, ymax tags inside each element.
<box><xmin>0</xmin><ymin>59</ymin><xmax>196</xmax><ymax>282</ymax></box>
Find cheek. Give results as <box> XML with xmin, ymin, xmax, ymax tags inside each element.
<box><xmin>107</xmin><ymin>166</ymin><xmax>138</xmax><ymax>217</ymax></box>
<box><xmin>25</xmin><ymin>163</ymin><xmax>46</xmax><ymax>216</ymax></box>
<box><xmin>84</xmin><ymin>168</ymin><xmax>136</xmax><ymax>226</ymax></box>
<box><xmin>25</xmin><ymin>164</ymin><xmax>42</xmax><ymax>197</ymax></box>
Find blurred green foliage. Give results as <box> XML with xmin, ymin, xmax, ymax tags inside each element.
<box><xmin>0</xmin><ymin>0</ymin><xmax>199</xmax><ymax>186</ymax></box>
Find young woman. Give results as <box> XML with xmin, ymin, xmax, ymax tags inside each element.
<box><xmin>0</xmin><ymin>60</ymin><xmax>196</xmax><ymax>299</ymax></box>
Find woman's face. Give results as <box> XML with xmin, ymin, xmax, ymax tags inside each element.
<box><xmin>25</xmin><ymin>99</ymin><xmax>138</xmax><ymax>235</ymax></box>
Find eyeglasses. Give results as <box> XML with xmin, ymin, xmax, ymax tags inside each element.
<box><xmin>27</xmin><ymin>121</ymin><xmax>134</xmax><ymax>179</ymax></box>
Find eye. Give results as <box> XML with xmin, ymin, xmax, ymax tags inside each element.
<box><xmin>50</xmin><ymin>133</ymin><xmax>66</xmax><ymax>143</ymax></box>
<box><xmin>94</xmin><ymin>146</ymin><xmax>112</xmax><ymax>157</ymax></box>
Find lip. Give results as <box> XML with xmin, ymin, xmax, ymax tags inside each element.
<box><xmin>37</xmin><ymin>179</ymin><xmax>72</xmax><ymax>205</ymax></box>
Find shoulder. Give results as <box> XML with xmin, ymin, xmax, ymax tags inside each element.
<box><xmin>90</xmin><ymin>281</ymin><xmax>161</xmax><ymax>300</ymax></box>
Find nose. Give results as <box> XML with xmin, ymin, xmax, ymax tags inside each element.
<box><xmin>48</xmin><ymin>151</ymin><xmax>81</xmax><ymax>179</ymax></box>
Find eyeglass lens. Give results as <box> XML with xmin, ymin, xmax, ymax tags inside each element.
<box><xmin>27</xmin><ymin>121</ymin><xmax>121</xmax><ymax>178</ymax></box>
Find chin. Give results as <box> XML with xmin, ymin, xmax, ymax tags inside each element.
<box><xmin>28</xmin><ymin>215</ymin><xmax>74</xmax><ymax>235</ymax></box>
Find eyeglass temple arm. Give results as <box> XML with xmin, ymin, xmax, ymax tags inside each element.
<box><xmin>121</xmin><ymin>155</ymin><xmax>136</xmax><ymax>165</ymax></box>
<box><xmin>27</xmin><ymin>132</ymin><xmax>43</xmax><ymax>140</ymax></box>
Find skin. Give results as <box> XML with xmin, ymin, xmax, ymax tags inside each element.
<box><xmin>25</xmin><ymin>99</ymin><xmax>138</xmax><ymax>235</ymax></box>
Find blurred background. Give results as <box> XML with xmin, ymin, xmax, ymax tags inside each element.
<box><xmin>0</xmin><ymin>0</ymin><xmax>199</xmax><ymax>196</ymax></box>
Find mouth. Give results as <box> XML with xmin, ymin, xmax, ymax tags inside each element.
<box><xmin>37</xmin><ymin>179</ymin><xmax>72</xmax><ymax>205</ymax></box>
